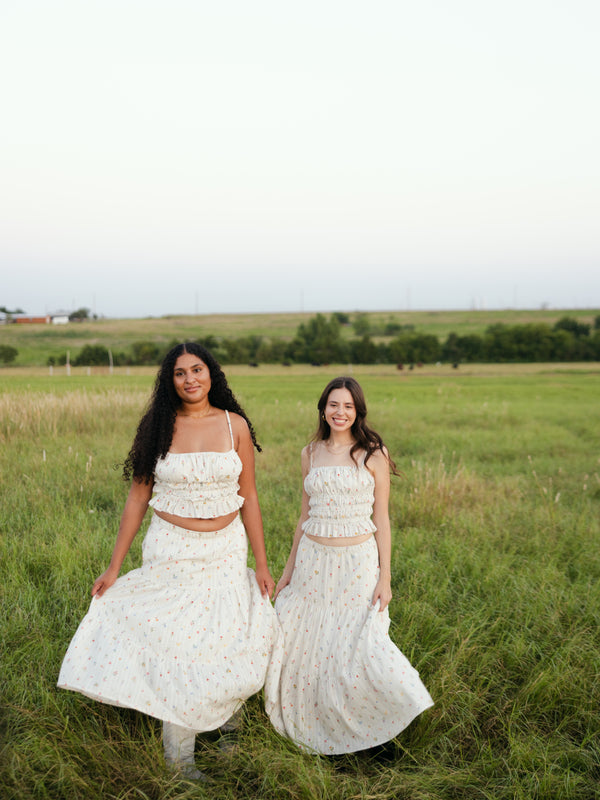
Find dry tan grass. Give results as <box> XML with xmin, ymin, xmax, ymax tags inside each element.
<box><xmin>398</xmin><ymin>456</ymin><xmax>521</xmax><ymax>531</ymax></box>
<box><xmin>2</xmin><ymin>361</ymin><xmax>600</xmax><ymax>380</ymax></box>
<box><xmin>0</xmin><ymin>389</ymin><xmax>146</xmax><ymax>442</ymax></box>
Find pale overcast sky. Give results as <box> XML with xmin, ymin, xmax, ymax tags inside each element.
<box><xmin>1</xmin><ymin>0</ymin><xmax>598</xmax><ymax>318</ymax></box>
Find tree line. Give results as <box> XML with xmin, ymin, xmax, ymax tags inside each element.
<box><xmin>32</xmin><ymin>313</ymin><xmax>600</xmax><ymax>368</ymax></box>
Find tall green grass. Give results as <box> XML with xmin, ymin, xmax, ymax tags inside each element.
<box><xmin>1</xmin><ymin>367</ymin><xmax>599</xmax><ymax>799</ymax></box>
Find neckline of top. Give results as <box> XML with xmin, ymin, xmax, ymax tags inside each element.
<box><xmin>308</xmin><ymin>462</ymin><xmax>372</xmax><ymax>475</ymax></box>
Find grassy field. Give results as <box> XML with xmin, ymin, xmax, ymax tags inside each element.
<box><xmin>1</xmin><ymin>364</ymin><xmax>599</xmax><ymax>799</ymax></box>
<box><xmin>1</xmin><ymin>308</ymin><xmax>599</xmax><ymax>366</ymax></box>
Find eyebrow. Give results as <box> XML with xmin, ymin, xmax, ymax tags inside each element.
<box><xmin>175</xmin><ymin>362</ymin><xmax>204</xmax><ymax>371</ymax></box>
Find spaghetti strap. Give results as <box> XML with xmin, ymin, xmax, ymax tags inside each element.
<box><xmin>225</xmin><ymin>410</ymin><xmax>235</xmax><ymax>449</ymax></box>
<box><xmin>309</xmin><ymin>442</ymin><xmax>314</xmax><ymax>468</ymax></box>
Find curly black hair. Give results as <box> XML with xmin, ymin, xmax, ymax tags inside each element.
<box><xmin>312</xmin><ymin>376</ymin><xmax>399</xmax><ymax>474</ymax></box>
<box><xmin>123</xmin><ymin>342</ymin><xmax>261</xmax><ymax>483</ymax></box>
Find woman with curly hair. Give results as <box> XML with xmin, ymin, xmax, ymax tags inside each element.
<box><xmin>59</xmin><ymin>343</ymin><xmax>282</xmax><ymax>780</ymax></box>
<box><xmin>266</xmin><ymin>376</ymin><xmax>432</xmax><ymax>754</ymax></box>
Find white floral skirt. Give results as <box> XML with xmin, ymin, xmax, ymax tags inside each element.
<box><xmin>265</xmin><ymin>535</ymin><xmax>433</xmax><ymax>754</ymax></box>
<box><xmin>58</xmin><ymin>515</ymin><xmax>282</xmax><ymax>731</ymax></box>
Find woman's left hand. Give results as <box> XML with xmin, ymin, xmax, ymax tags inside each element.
<box><xmin>255</xmin><ymin>565</ymin><xmax>275</xmax><ymax>599</ymax></box>
<box><xmin>372</xmin><ymin>578</ymin><xmax>392</xmax><ymax>612</ymax></box>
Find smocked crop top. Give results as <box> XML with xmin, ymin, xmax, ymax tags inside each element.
<box><xmin>148</xmin><ymin>410</ymin><xmax>244</xmax><ymax>519</ymax></box>
<box><xmin>301</xmin><ymin>446</ymin><xmax>377</xmax><ymax>539</ymax></box>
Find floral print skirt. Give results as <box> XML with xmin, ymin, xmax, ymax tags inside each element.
<box><xmin>265</xmin><ymin>535</ymin><xmax>433</xmax><ymax>754</ymax></box>
<box><xmin>58</xmin><ymin>515</ymin><xmax>282</xmax><ymax>731</ymax></box>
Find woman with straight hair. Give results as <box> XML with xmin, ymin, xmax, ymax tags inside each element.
<box><xmin>59</xmin><ymin>342</ymin><xmax>282</xmax><ymax>780</ymax></box>
<box><xmin>267</xmin><ymin>376</ymin><xmax>432</xmax><ymax>754</ymax></box>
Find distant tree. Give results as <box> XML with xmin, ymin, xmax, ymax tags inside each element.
<box><xmin>73</xmin><ymin>344</ymin><xmax>110</xmax><ymax>366</ymax></box>
<box><xmin>352</xmin><ymin>313</ymin><xmax>371</xmax><ymax>336</ymax></box>
<box><xmin>553</xmin><ymin>316</ymin><xmax>591</xmax><ymax>338</ymax></box>
<box><xmin>130</xmin><ymin>341</ymin><xmax>160</xmax><ymax>365</ymax></box>
<box><xmin>441</xmin><ymin>332</ymin><xmax>461</xmax><ymax>363</ymax></box>
<box><xmin>287</xmin><ymin>314</ymin><xmax>347</xmax><ymax>363</ymax></box>
<box><xmin>383</xmin><ymin>320</ymin><xmax>415</xmax><ymax>336</ymax></box>
<box><xmin>594</xmin><ymin>315</ymin><xmax>600</xmax><ymax>330</ymax></box>
<box><xmin>256</xmin><ymin>338</ymin><xmax>288</xmax><ymax>363</ymax></box>
<box><xmin>69</xmin><ymin>307</ymin><xmax>91</xmax><ymax>321</ymax></box>
<box><xmin>349</xmin><ymin>334</ymin><xmax>378</xmax><ymax>364</ymax></box>
<box><xmin>410</xmin><ymin>333</ymin><xmax>442</xmax><ymax>362</ymax></box>
<box><xmin>332</xmin><ymin>312</ymin><xmax>350</xmax><ymax>325</ymax></box>
<box><xmin>386</xmin><ymin>335</ymin><xmax>411</xmax><ymax>364</ymax></box>
<box><xmin>388</xmin><ymin>332</ymin><xmax>441</xmax><ymax>364</ymax></box>
<box><xmin>458</xmin><ymin>334</ymin><xmax>484</xmax><ymax>361</ymax></box>
<box><xmin>442</xmin><ymin>332</ymin><xmax>481</xmax><ymax>362</ymax></box>
<box><xmin>384</xmin><ymin>321</ymin><xmax>403</xmax><ymax>336</ymax></box>
<box><xmin>222</xmin><ymin>335</ymin><xmax>263</xmax><ymax>364</ymax></box>
<box><xmin>482</xmin><ymin>324</ymin><xmax>518</xmax><ymax>362</ymax></box>
<box><xmin>195</xmin><ymin>334</ymin><xmax>221</xmax><ymax>351</ymax></box>
<box><xmin>0</xmin><ymin>345</ymin><xmax>18</xmax><ymax>364</ymax></box>
<box><xmin>479</xmin><ymin>321</ymin><xmax>597</xmax><ymax>362</ymax></box>
<box><xmin>1</xmin><ymin>306</ymin><xmax>25</xmax><ymax>314</ymax></box>
<box><xmin>513</xmin><ymin>324</ymin><xmax>556</xmax><ymax>361</ymax></box>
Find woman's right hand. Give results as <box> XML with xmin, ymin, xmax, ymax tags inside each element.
<box><xmin>273</xmin><ymin>567</ymin><xmax>293</xmax><ymax>601</ymax></box>
<box><xmin>91</xmin><ymin>567</ymin><xmax>119</xmax><ymax>598</ymax></box>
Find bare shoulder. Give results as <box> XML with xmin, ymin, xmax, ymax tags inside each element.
<box><xmin>366</xmin><ymin>446</ymin><xmax>391</xmax><ymax>473</ymax></box>
<box><xmin>227</xmin><ymin>410</ymin><xmax>248</xmax><ymax>431</ymax></box>
<box><xmin>373</xmin><ymin>445</ymin><xmax>390</xmax><ymax>462</ymax></box>
<box><xmin>225</xmin><ymin>411</ymin><xmax>251</xmax><ymax>446</ymax></box>
<box><xmin>300</xmin><ymin>444</ymin><xmax>312</xmax><ymax>471</ymax></box>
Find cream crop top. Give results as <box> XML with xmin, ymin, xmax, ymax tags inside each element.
<box><xmin>300</xmin><ymin>444</ymin><xmax>377</xmax><ymax>538</ymax></box>
<box><xmin>148</xmin><ymin>410</ymin><xmax>244</xmax><ymax>519</ymax></box>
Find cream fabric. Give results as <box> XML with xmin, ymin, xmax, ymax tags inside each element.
<box><xmin>266</xmin><ymin>464</ymin><xmax>433</xmax><ymax>754</ymax></box>
<box><xmin>59</xmin><ymin>508</ymin><xmax>282</xmax><ymax>730</ymax></box>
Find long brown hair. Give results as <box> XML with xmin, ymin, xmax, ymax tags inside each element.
<box><xmin>312</xmin><ymin>376</ymin><xmax>398</xmax><ymax>474</ymax></box>
<box><xmin>123</xmin><ymin>342</ymin><xmax>261</xmax><ymax>483</ymax></box>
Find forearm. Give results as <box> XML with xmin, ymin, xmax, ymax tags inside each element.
<box><xmin>240</xmin><ymin>495</ymin><xmax>269</xmax><ymax>568</ymax></box>
<box><xmin>371</xmin><ymin>450</ymin><xmax>392</xmax><ymax>578</ymax></box>
<box><xmin>108</xmin><ymin>488</ymin><xmax>150</xmax><ymax>574</ymax></box>
<box><xmin>372</xmin><ymin>511</ymin><xmax>392</xmax><ymax>578</ymax></box>
<box><xmin>374</xmin><ymin>527</ymin><xmax>392</xmax><ymax>578</ymax></box>
<box><xmin>92</xmin><ymin>483</ymin><xmax>150</xmax><ymax>597</ymax></box>
<box><xmin>240</xmin><ymin>494</ymin><xmax>275</xmax><ymax>598</ymax></box>
<box><xmin>370</xmin><ymin>449</ymin><xmax>393</xmax><ymax>610</ymax></box>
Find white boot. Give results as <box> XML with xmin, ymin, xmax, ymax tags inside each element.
<box><xmin>162</xmin><ymin>721</ymin><xmax>206</xmax><ymax>781</ymax></box>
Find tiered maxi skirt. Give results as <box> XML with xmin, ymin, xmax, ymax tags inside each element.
<box><xmin>58</xmin><ymin>515</ymin><xmax>283</xmax><ymax>731</ymax></box>
<box><xmin>265</xmin><ymin>535</ymin><xmax>433</xmax><ymax>754</ymax></box>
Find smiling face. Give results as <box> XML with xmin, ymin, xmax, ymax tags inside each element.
<box><xmin>323</xmin><ymin>387</ymin><xmax>357</xmax><ymax>435</ymax></box>
<box><xmin>173</xmin><ymin>352</ymin><xmax>212</xmax><ymax>407</ymax></box>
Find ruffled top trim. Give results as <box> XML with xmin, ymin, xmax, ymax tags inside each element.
<box><xmin>149</xmin><ymin>450</ymin><xmax>244</xmax><ymax>519</ymax></box>
<box><xmin>301</xmin><ymin>464</ymin><xmax>376</xmax><ymax>538</ymax></box>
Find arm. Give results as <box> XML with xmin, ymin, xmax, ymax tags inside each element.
<box><xmin>273</xmin><ymin>446</ymin><xmax>311</xmax><ymax>601</ymax></box>
<box><xmin>369</xmin><ymin>448</ymin><xmax>393</xmax><ymax>612</ymax></box>
<box><xmin>234</xmin><ymin>415</ymin><xmax>275</xmax><ymax>599</ymax></box>
<box><xmin>91</xmin><ymin>478</ymin><xmax>153</xmax><ymax>598</ymax></box>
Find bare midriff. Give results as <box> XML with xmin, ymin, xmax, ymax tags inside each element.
<box><xmin>304</xmin><ymin>531</ymin><xmax>373</xmax><ymax>547</ymax></box>
<box><xmin>153</xmin><ymin>508</ymin><xmax>239</xmax><ymax>532</ymax></box>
